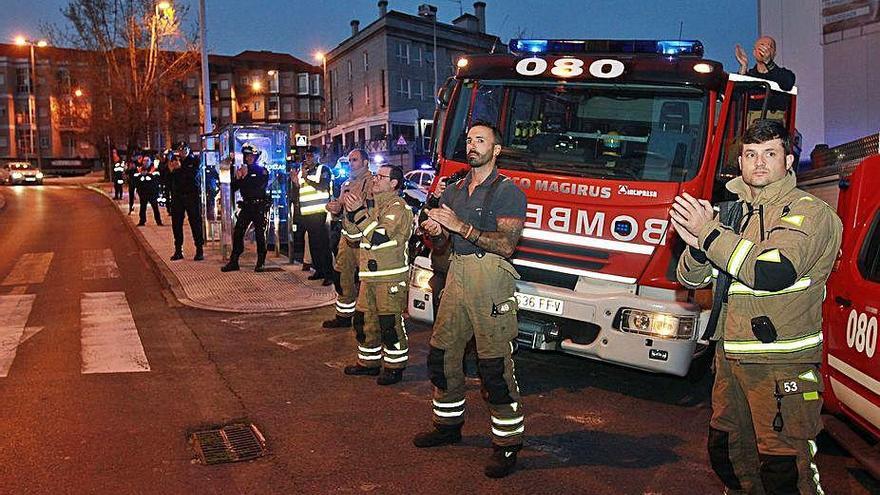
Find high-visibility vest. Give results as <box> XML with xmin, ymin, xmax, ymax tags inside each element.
<box><xmin>298</xmin><ymin>164</ymin><xmax>330</xmax><ymax>215</ymax></box>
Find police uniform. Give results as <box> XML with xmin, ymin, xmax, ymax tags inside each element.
<box><xmin>297</xmin><ymin>161</ymin><xmax>333</xmax><ymax>281</ymax></box>
<box><xmin>329</xmin><ymin>168</ymin><xmax>372</xmax><ymax>324</ymax></box>
<box><xmin>343</xmin><ymin>190</ymin><xmax>413</xmax><ymax>382</ymax></box>
<box><xmin>112</xmin><ymin>160</ymin><xmax>126</xmax><ymax>199</ymax></box>
<box><xmin>677</xmin><ymin>172</ymin><xmax>842</xmax><ymax>495</ymax></box>
<box><xmin>421</xmin><ymin>168</ymin><xmax>527</xmax><ymax>451</ymax></box>
<box><xmin>126</xmin><ymin>160</ymin><xmax>139</xmax><ymax>212</ymax></box>
<box><xmin>223</xmin><ymin>162</ymin><xmax>270</xmax><ymax>271</ymax></box>
<box><xmin>168</xmin><ymin>153</ymin><xmax>204</xmax><ymax>259</ymax></box>
<box><xmin>136</xmin><ymin>164</ymin><xmax>163</xmax><ymax>226</ymax></box>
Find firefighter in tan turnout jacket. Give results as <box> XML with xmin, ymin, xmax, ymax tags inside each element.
<box><xmin>672</xmin><ymin>120</ymin><xmax>842</xmax><ymax>495</ymax></box>
<box><xmin>341</xmin><ymin>165</ymin><xmax>413</xmax><ymax>386</ymax></box>
<box><xmin>324</xmin><ymin>150</ymin><xmax>373</xmax><ymax>329</ymax></box>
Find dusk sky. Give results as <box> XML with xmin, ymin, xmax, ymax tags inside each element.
<box><xmin>4</xmin><ymin>0</ymin><xmax>758</xmax><ymax>70</ymax></box>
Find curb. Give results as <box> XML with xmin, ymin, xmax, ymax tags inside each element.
<box><xmin>0</xmin><ymin>191</ymin><xmax>6</xmax><ymax>212</ymax></box>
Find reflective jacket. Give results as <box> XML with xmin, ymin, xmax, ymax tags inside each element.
<box><xmin>112</xmin><ymin>161</ymin><xmax>126</xmax><ymax>184</ymax></box>
<box><xmin>136</xmin><ymin>165</ymin><xmax>161</xmax><ymax>197</ymax></box>
<box><xmin>343</xmin><ymin>191</ymin><xmax>413</xmax><ymax>283</ymax></box>
<box><xmin>337</xmin><ymin>169</ymin><xmax>372</xmax><ymax>245</ymax></box>
<box><xmin>677</xmin><ymin>172</ymin><xmax>842</xmax><ymax>363</ymax></box>
<box><xmin>297</xmin><ymin>163</ymin><xmax>331</xmax><ymax>216</ymax></box>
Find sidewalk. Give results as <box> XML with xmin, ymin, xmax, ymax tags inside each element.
<box><xmin>85</xmin><ymin>182</ymin><xmax>336</xmax><ymax>313</ymax></box>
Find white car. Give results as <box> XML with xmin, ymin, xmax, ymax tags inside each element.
<box><xmin>1</xmin><ymin>162</ymin><xmax>43</xmax><ymax>185</ymax></box>
<box><xmin>403</xmin><ymin>169</ymin><xmax>435</xmax><ymax>205</ymax></box>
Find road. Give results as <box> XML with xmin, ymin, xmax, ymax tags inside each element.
<box><xmin>0</xmin><ymin>181</ymin><xmax>876</xmax><ymax>494</ymax></box>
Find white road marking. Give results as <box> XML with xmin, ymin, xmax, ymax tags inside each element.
<box><xmin>2</xmin><ymin>252</ymin><xmax>54</xmax><ymax>286</ymax></box>
<box><xmin>82</xmin><ymin>249</ymin><xmax>120</xmax><ymax>280</ymax></box>
<box><xmin>0</xmin><ymin>295</ymin><xmax>37</xmax><ymax>377</ymax></box>
<box><xmin>80</xmin><ymin>292</ymin><xmax>150</xmax><ymax>374</ymax></box>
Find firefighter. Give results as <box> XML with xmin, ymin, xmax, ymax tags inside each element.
<box><xmin>221</xmin><ymin>143</ymin><xmax>270</xmax><ymax>272</ymax></box>
<box><xmin>412</xmin><ymin>121</ymin><xmax>528</xmax><ymax>479</ymax></box>
<box><xmin>297</xmin><ymin>147</ymin><xmax>334</xmax><ymax>285</ymax></box>
<box><xmin>672</xmin><ymin>120</ymin><xmax>842</xmax><ymax>495</ymax></box>
<box><xmin>341</xmin><ymin>164</ymin><xmax>412</xmax><ymax>385</ymax></box>
<box><xmin>111</xmin><ymin>149</ymin><xmax>125</xmax><ymax>200</ymax></box>
<box><xmin>135</xmin><ymin>153</ymin><xmax>163</xmax><ymax>226</ymax></box>
<box><xmin>126</xmin><ymin>151</ymin><xmax>140</xmax><ymax>214</ymax></box>
<box><xmin>167</xmin><ymin>141</ymin><xmax>204</xmax><ymax>261</ymax></box>
<box><xmin>323</xmin><ymin>149</ymin><xmax>372</xmax><ymax>329</ymax></box>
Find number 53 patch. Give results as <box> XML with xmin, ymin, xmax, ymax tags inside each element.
<box><xmin>776</xmin><ymin>369</ymin><xmax>823</xmax><ymax>401</ymax></box>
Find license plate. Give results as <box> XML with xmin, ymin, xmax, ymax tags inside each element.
<box><xmin>515</xmin><ymin>292</ymin><xmax>564</xmax><ymax>316</ymax></box>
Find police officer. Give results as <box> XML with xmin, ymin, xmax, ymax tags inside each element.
<box><xmin>136</xmin><ymin>153</ymin><xmax>163</xmax><ymax>226</ymax></box>
<box><xmin>341</xmin><ymin>165</ymin><xmax>412</xmax><ymax>385</ymax></box>
<box><xmin>168</xmin><ymin>141</ymin><xmax>204</xmax><ymax>261</ymax></box>
<box><xmin>412</xmin><ymin>121</ymin><xmax>527</xmax><ymax>479</ymax></box>
<box><xmin>126</xmin><ymin>151</ymin><xmax>140</xmax><ymax>214</ymax></box>
<box><xmin>221</xmin><ymin>143</ymin><xmax>270</xmax><ymax>272</ymax></box>
<box><xmin>673</xmin><ymin>120</ymin><xmax>842</xmax><ymax>495</ymax></box>
<box><xmin>296</xmin><ymin>147</ymin><xmax>334</xmax><ymax>285</ymax></box>
<box><xmin>111</xmin><ymin>149</ymin><xmax>126</xmax><ymax>200</ymax></box>
<box><xmin>323</xmin><ymin>149</ymin><xmax>372</xmax><ymax>328</ymax></box>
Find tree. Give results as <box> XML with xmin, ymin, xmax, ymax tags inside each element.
<box><xmin>44</xmin><ymin>0</ymin><xmax>199</xmax><ymax>162</ymax></box>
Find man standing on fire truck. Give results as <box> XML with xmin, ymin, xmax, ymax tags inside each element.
<box><xmin>672</xmin><ymin>120</ymin><xmax>842</xmax><ymax>495</ymax></box>
<box><xmin>413</xmin><ymin>121</ymin><xmax>527</xmax><ymax>479</ymax></box>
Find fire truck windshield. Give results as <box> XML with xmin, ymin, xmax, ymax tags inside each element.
<box><xmin>444</xmin><ymin>80</ymin><xmax>708</xmax><ymax>182</ymax></box>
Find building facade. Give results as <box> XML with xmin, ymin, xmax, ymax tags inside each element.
<box><xmin>322</xmin><ymin>1</ymin><xmax>500</xmax><ymax>168</ymax></box>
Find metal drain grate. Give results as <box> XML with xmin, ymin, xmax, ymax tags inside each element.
<box><xmin>190</xmin><ymin>423</ymin><xmax>267</xmax><ymax>465</ymax></box>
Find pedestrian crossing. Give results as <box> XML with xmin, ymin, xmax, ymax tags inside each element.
<box><xmin>0</xmin><ymin>249</ymin><xmax>151</xmax><ymax>377</ymax></box>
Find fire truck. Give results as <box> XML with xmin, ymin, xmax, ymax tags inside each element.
<box><xmin>798</xmin><ymin>133</ymin><xmax>880</xmax><ymax>477</ymax></box>
<box><xmin>408</xmin><ymin>39</ymin><xmax>800</xmax><ymax>377</ymax></box>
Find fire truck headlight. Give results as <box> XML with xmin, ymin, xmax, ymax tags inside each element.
<box><xmin>693</xmin><ymin>63</ymin><xmax>714</xmax><ymax>74</ymax></box>
<box><xmin>617</xmin><ymin>309</ymin><xmax>696</xmax><ymax>340</ymax></box>
<box><xmin>456</xmin><ymin>57</ymin><xmax>469</xmax><ymax>68</ymax></box>
<box><xmin>410</xmin><ymin>264</ymin><xmax>433</xmax><ymax>291</ymax></box>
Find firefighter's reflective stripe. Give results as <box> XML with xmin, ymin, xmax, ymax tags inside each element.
<box><xmin>383</xmin><ymin>347</ymin><xmax>408</xmax><ymax>363</ymax></box>
<box><xmin>359</xmin><ymin>240</ymin><xmax>398</xmax><ymax>251</ymax></box>
<box><xmin>781</xmin><ymin>214</ymin><xmax>805</xmax><ymax>228</ymax></box>
<box><xmin>300</xmin><ymin>203</ymin><xmax>328</xmax><ymax>214</ymax></box>
<box><xmin>757</xmin><ymin>248</ymin><xmax>782</xmax><ymax>263</ymax></box>
<box><xmin>799</xmin><ymin>369</ymin><xmax>818</xmax><ymax>382</ymax></box>
<box><xmin>727</xmin><ymin>239</ymin><xmax>754</xmax><ymax>276</ymax></box>
<box><xmin>335</xmin><ymin>300</ymin><xmax>357</xmax><ymax>314</ymax></box>
<box><xmin>491</xmin><ymin>415</ymin><xmax>524</xmax><ymax>426</ymax></box>
<box><xmin>728</xmin><ymin>277</ymin><xmax>812</xmax><ymax>297</ymax></box>
<box><xmin>723</xmin><ymin>331</ymin><xmax>823</xmax><ymax>354</ymax></box>
<box><xmin>807</xmin><ymin>440</ymin><xmax>825</xmax><ymax>495</ymax></box>
<box><xmin>298</xmin><ymin>165</ymin><xmax>330</xmax><ymax>215</ymax></box>
<box><xmin>341</xmin><ymin>228</ymin><xmax>363</xmax><ymax>240</ymax></box>
<box><xmin>433</xmin><ymin>399</ymin><xmax>465</xmax><ymax>418</ymax></box>
<box><xmin>491</xmin><ymin>425</ymin><xmax>525</xmax><ymax>437</ymax></box>
<box><xmin>361</xmin><ymin>221</ymin><xmax>379</xmax><ymax>237</ymax></box>
<box><xmin>676</xmin><ymin>262</ymin><xmax>710</xmax><ymax>288</ymax></box>
<box><xmin>358</xmin><ymin>265</ymin><xmax>410</xmax><ymax>278</ymax></box>
<box><xmin>357</xmin><ymin>344</ymin><xmax>382</xmax><ymax>361</ymax></box>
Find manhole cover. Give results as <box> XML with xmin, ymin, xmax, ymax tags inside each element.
<box><xmin>190</xmin><ymin>423</ymin><xmax>266</xmax><ymax>465</ymax></box>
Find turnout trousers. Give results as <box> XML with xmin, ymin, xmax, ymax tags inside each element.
<box><xmin>353</xmin><ymin>280</ymin><xmax>408</xmax><ymax>370</ymax></box>
<box><xmin>709</xmin><ymin>347</ymin><xmax>824</xmax><ymax>495</ymax></box>
<box><xmin>427</xmin><ymin>253</ymin><xmax>524</xmax><ymax>448</ymax></box>
<box><xmin>333</xmin><ymin>240</ymin><xmax>359</xmax><ymax>318</ymax></box>
<box><xmin>170</xmin><ymin>195</ymin><xmax>204</xmax><ymax>250</ymax></box>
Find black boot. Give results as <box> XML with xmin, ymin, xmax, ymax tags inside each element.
<box><xmin>254</xmin><ymin>252</ymin><xmax>266</xmax><ymax>272</ymax></box>
<box><xmin>322</xmin><ymin>316</ymin><xmax>352</xmax><ymax>329</ymax></box>
<box><xmin>377</xmin><ymin>368</ymin><xmax>403</xmax><ymax>386</ymax></box>
<box><xmin>412</xmin><ymin>424</ymin><xmax>462</xmax><ymax>448</ymax></box>
<box><xmin>220</xmin><ymin>259</ymin><xmax>240</xmax><ymax>272</ymax></box>
<box><xmin>307</xmin><ymin>272</ymin><xmax>323</xmax><ymax>280</ymax></box>
<box><xmin>484</xmin><ymin>444</ymin><xmax>521</xmax><ymax>479</ymax></box>
<box><xmin>170</xmin><ymin>250</ymin><xmax>184</xmax><ymax>261</ymax></box>
<box><xmin>193</xmin><ymin>246</ymin><xmax>204</xmax><ymax>261</ymax></box>
<box><xmin>343</xmin><ymin>364</ymin><xmax>380</xmax><ymax>376</ymax></box>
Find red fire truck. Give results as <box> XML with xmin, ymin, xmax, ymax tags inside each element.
<box><xmin>408</xmin><ymin>39</ymin><xmax>800</xmax><ymax>377</ymax></box>
<box><xmin>798</xmin><ymin>133</ymin><xmax>880</xmax><ymax>477</ymax></box>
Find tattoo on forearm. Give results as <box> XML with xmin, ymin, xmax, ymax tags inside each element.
<box><xmin>473</xmin><ymin>218</ymin><xmax>524</xmax><ymax>257</ymax></box>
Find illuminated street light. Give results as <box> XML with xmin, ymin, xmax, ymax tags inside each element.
<box><xmin>14</xmin><ymin>36</ymin><xmax>26</xmax><ymax>46</ymax></box>
<box><xmin>158</xmin><ymin>1</ymin><xmax>171</xmax><ymax>10</ymax></box>
<box><xmin>251</xmin><ymin>80</ymin><xmax>262</xmax><ymax>91</ymax></box>
<box><xmin>74</xmin><ymin>88</ymin><xmax>83</xmax><ymax>97</ymax></box>
<box><xmin>36</xmin><ymin>40</ymin><xmax>48</xmax><ymax>48</ymax></box>
<box><xmin>267</xmin><ymin>70</ymin><xmax>277</xmax><ymax>76</ymax></box>
<box><xmin>12</xmin><ymin>35</ymin><xmax>47</xmax><ymax>169</ymax></box>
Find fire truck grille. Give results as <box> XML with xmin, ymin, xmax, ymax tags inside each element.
<box><xmin>515</xmin><ymin>264</ymin><xmax>578</xmax><ymax>290</ymax></box>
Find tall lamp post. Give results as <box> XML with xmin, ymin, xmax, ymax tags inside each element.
<box><xmin>314</xmin><ymin>52</ymin><xmax>328</xmax><ymax>152</ymax></box>
<box><xmin>152</xmin><ymin>1</ymin><xmax>174</xmax><ymax>150</ymax></box>
<box><xmin>14</xmin><ymin>36</ymin><xmax>47</xmax><ymax>169</ymax></box>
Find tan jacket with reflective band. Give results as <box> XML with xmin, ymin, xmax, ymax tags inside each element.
<box><xmin>343</xmin><ymin>191</ymin><xmax>413</xmax><ymax>283</ymax></box>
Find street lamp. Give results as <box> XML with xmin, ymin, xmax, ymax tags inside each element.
<box><xmin>314</xmin><ymin>51</ymin><xmax>328</xmax><ymax>149</ymax></box>
<box><xmin>14</xmin><ymin>35</ymin><xmax>47</xmax><ymax>169</ymax></box>
<box><xmin>152</xmin><ymin>0</ymin><xmax>175</xmax><ymax>149</ymax></box>
<box><xmin>74</xmin><ymin>88</ymin><xmax>83</xmax><ymax>98</ymax></box>
<box><xmin>251</xmin><ymin>80</ymin><xmax>262</xmax><ymax>92</ymax></box>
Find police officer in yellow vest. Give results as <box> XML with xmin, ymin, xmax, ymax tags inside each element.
<box><xmin>297</xmin><ymin>147</ymin><xmax>334</xmax><ymax>286</ymax></box>
<box><xmin>413</xmin><ymin>121</ymin><xmax>528</xmax><ymax>479</ymax></box>
<box><xmin>340</xmin><ymin>164</ymin><xmax>412</xmax><ymax>385</ymax></box>
<box><xmin>323</xmin><ymin>149</ymin><xmax>373</xmax><ymax>328</ymax></box>
<box><xmin>673</xmin><ymin>120</ymin><xmax>842</xmax><ymax>495</ymax></box>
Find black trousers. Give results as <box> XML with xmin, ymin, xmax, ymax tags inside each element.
<box><xmin>128</xmin><ymin>181</ymin><xmax>137</xmax><ymax>210</ymax></box>
<box><xmin>113</xmin><ymin>180</ymin><xmax>124</xmax><ymax>199</ymax></box>
<box><xmin>300</xmin><ymin>212</ymin><xmax>332</xmax><ymax>278</ymax></box>
<box><xmin>139</xmin><ymin>194</ymin><xmax>162</xmax><ymax>224</ymax></box>
<box><xmin>170</xmin><ymin>195</ymin><xmax>204</xmax><ymax>250</ymax></box>
<box><xmin>231</xmin><ymin>204</ymin><xmax>267</xmax><ymax>259</ymax></box>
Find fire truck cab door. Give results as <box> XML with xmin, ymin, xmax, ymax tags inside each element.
<box><xmin>824</xmin><ymin>156</ymin><xmax>880</xmax><ymax>437</ymax></box>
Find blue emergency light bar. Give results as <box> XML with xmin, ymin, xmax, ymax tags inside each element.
<box><xmin>509</xmin><ymin>39</ymin><xmax>704</xmax><ymax>57</ymax></box>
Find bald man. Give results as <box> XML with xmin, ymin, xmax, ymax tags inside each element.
<box><xmin>735</xmin><ymin>36</ymin><xmax>795</xmax><ymax>91</ymax></box>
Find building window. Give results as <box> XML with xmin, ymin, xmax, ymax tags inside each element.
<box><xmin>347</xmin><ymin>93</ymin><xmax>354</xmax><ymax>112</ymax></box>
<box><xmin>269</xmin><ymin>71</ymin><xmax>279</xmax><ymax>93</ymax></box>
<box><xmin>363</xmin><ymin>51</ymin><xmax>369</xmax><ymax>71</ymax></box>
<box><xmin>15</xmin><ymin>129</ymin><xmax>31</xmax><ymax>154</ymax></box>
<box><xmin>187</xmin><ymin>77</ymin><xmax>197</xmax><ymax>88</ymax></box>
<box><xmin>331</xmin><ymin>69</ymin><xmax>337</xmax><ymax>88</ymax></box>
<box><xmin>40</xmin><ymin>136</ymin><xmax>50</xmax><ymax>149</ymax></box>
<box><xmin>219</xmin><ymin>79</ymin><xmax>230</xmax><ymax>90</ymax></box>
<box><xmin>240</xmin><ymin>76</ymin><xmax>249</xmax><ymax>86</ymax></box>
<box><xmin>332</xmin><ymin>99</ymin><xmax>338</xmax><ymax>119</ymax></box>
<box><xmin>65</xmin><ymin>135</ymin><xmax>75</xmax><ymax>155</ymax></box>
<box><xmin>16</xmin><ymin>68</ymin><xmax>30</xmax><ymax>94</ymax></box>
<box><xmin>397</xmin><ymin>77</ymin><xmax>410</xmax><ymax>99</ymax></box>
<box><xmin>221</xmin><ymin>106</ymin><xmax>230</xmax><ymax>117</ymax></box>
<box><xmin>311</xmin><ymin>74</ymin><xmax>320</xmax><ymax>96</ymax></box>
<box><xmin>347</xmin><ymin>60</ymin><xmax>353</xmax><ymax>80</ymax></box>
<box><xmin>39</xmin><ymin>106</ymin><xmax>48</xmax><ymax>118</ymax></box>
<box><xmin>364</xmin><ymin>84</ymin><xmax>370</xmax><ymax>106</ymax></box>
<box><xmin>268</xmin><ymin>98</ymin><xmax>279</xmax><ymax>119</ymax></box>
<box><xmin>298</xmin><ymin>73</ymin><xmax>309</xmax><ymax>94</ymax></box>
<box><xmin>0</xmin><ymin>104</ymin><xmax>7</xmax><ymax>118</ymax></box>
<box><xmin>0</xmin><ymin>136</ymin><xmax>7</xmax><ymax>148</ymax></box>
<box><xmin>311</xmin><ymin>99</ymin><xmax>321</xmax><ymax>115</ymax></box>
<box><xmin>0</xmin><ymin>73</ymin><xmax>5</xmax><ymax>87</ymax></box>
<box><xmin>396</xmin><ymin>42</ymin><xmax>410</xmax><ymax>64</ymax></box>
<box><xmin>413</xmin><ymin>45</ymin><xmax>422</xmax><ymax>65</ymax></box>
<box><xmin>283</xmin><ymin>102</ymin><xmax>292</xmax><ymax>113</ymax></box>
<box><xmin>414</xmin><ymin>81</ymin><xmax>424</xmax><ymax>100</ymax></box>
<box><xmin>254</xmin><ymin>101</ymin><xmax>261</xmax><ymax>112</ymax></box>
<box><xmin>299</xmin><ymin>98</ymin><xmax>310</xmax><ymax>114</ymax></box>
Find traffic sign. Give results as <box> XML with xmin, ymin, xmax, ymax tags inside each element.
<box><xmin>295</xmin><ymin>135</ymin><xmax>308</xmax><ymax>147</ymax></box>
<box><xmin>396</xmin><ymin>135</ymin><xmax>408</xmax><ymax>146</ymax></box>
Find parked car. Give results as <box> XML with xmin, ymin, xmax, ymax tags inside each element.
<box><xmin>1</xmin><ymin>162</ymin><xmax>43</xmax><ymax>185</ymax></box>
<box><xmin>403</xmin><ymin>168</ymin><xmax>435</xmax><ymax>205</ymax></box>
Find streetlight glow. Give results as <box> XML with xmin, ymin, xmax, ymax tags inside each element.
<box><xmin>158</xmin><ymin>1</ymin><xmax>171</xmax><ymax>10</ymax></box>
<box><xmin>14</xmin><ymin>36</ymin><xmax>26</xmax><ymax>46</ymax></box>
<box><xmin>36</xmin><ymin>40</ymin><xmax>48</xmax><ymax>48</ymax></box>
<box><xmin>314</xmin><ymin>52</ymin><xmax>325</xmax><ymax>62</ymax></box>
<box><xmin>74</xmin><ymin>88</ymin><xmax>83</xmax><ymax>97</ymax></box>
<box><xmin>252</xmin><ymin>80</ymin><xmax>262</xmax><ymax>91</ymax></box>
<box><xmin>267</xmin><ymin>70</ymin><xmax>276</xmax><ymax>76</ymax></box>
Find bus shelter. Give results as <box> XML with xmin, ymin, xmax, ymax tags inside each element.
<box><xmin>201</xmin><ymin>124</ymin><xmax>291</xmax><ymax>260</ymax></box>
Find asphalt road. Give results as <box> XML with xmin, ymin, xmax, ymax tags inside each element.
<box><xmin>0</xmin><ymin>181</ymin><xmax>877</xmax><ymax>495</ymax></box>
